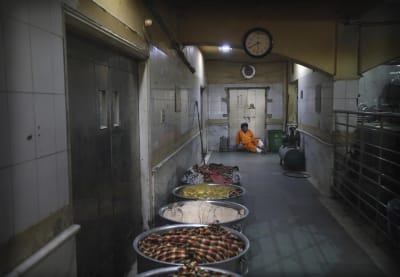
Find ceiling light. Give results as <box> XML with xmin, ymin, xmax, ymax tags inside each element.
<box><xmin>219</xmin><ymin>44</ymin><xmax>232</xmax><ymax>53</ymax></box>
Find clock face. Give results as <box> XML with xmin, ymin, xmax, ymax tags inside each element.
<box><xmin>241</xmin><ymin>64</ymin><xmax>256</xmax><ymax>79</ymax></box>
<box><xmin>243</xmin><ymin>28</ymin><xmax>273</xmax><ymax>58</ymax></box>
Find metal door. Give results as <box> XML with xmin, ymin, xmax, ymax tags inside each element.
<box><xmin>67</xmin><ymin>32</ymin><xmax>141</xmax><ymax>277</ymax></box>
<box><xmin>229</xmin><ymin>88</ymin><xmax>266</xmax><ymax>146</ymax></box>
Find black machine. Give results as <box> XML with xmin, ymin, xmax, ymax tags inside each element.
<box><xmin>279</xmin><ymin>126</ymin><xmax>305</xmax><ymax>171</ymax></box>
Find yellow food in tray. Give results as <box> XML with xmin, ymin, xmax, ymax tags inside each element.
<box><xmin>177</xmin><ymin>183</ymin><xmax>242</xmax><ymax>199</ymax></box>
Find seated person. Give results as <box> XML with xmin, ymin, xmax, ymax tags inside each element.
<box><xmin>235</xmin><ymin>122</ymin><xmax>266</xmax><ymax>153</ymax></box>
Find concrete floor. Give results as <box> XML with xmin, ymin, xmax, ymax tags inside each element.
<box><xmin>207</xmin><ymin>151</ymin><xmax>400</xmax><ymax>277</ymax></box>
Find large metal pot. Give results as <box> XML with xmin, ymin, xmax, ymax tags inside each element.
<box><xmin>133</xmin><ymin>224</ymin><xmax>250</xmax><ymax>274</ymax></box>
<box><xmin>158</xmin><ymin>200</ymin><xmax>249</xmax><ymax>231</ymax></box>
<box><xmin>172</xmin><ymin>183</ymin><xmax>245</xmax><ymax>202</ymax></box>
<box><xmin>135</xmin><ymin>265</ymin><xmax>243</xmax><ymax>277</ymax></box>
<box><xmin>278</xmin><ymin>145</ymin><xmax>305</xmax><ymax>171</ymax></box>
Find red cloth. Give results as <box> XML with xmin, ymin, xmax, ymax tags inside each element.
<box><xmin>209</xmin><ymin>174</ymin><xmax>226</xmax><ymax>184</ymax></box>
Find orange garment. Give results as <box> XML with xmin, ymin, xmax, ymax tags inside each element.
<box><xmin>235</xmin><ymin>129</ymin><xmax>259</xmax><ymax>152</ymax></box>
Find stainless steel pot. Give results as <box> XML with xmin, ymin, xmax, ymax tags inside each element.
<box><xmin>133</xmin><ymin>224</ymin><xmax>250</xmax><ymax>274</ymax></box>
<box><xmin>158</xmin><ymin>200</ymin><xmax>249</xmax><ymax>231</ymax></box>
<box><xmin>135</xmin><ymin>265</ymin><xmax>243</xmax><ymax>277</ymax></box>
<box><xmin>172</xmin><ymin>183</ymin><xmax>245</xmax><ymax>202</ymax></box>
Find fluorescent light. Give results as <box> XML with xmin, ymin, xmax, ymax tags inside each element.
<box><xmin>218</xmin><ymin>44</ymin><xmax>232</xmax><ymax>53</ymax></box>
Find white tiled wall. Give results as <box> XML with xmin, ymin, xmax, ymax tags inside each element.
<box><xmin>3</xmin><ymin>0</ymin><xmax>30</xmax><ymax>23</ymax></box>
<box><xmin>28</xmin><ymin>0</ymin><xmax>54</xmax><ymax>33</ymax></box>
<box><xmin>0</xmin><ymin>0</ymin><xmax>69</xmax><ymax>239</ymax></box>
<box><xmin>297</xmin><ymin>70</ymin><xmax>333</xmax><ymax>132</ymax></box>
<box><xmin>0</xmin><ymin>18</ymin><xmax>5</xmax><ymax>92</ymax></box>
<box><xmin>56</xmin><ymin>151</ymin><xmax>69</xmax><ymax>207</ymax></box>
<box><xmin>295</xmin><ymin>68</ymin><xmax>336</xmax><ymax>194</ymax></box>
<box><xmin>8</xmin><ymin>92</ymin><xmax>36</xmax><ymax>163</ymax></box>
<box><xmin>149</xmin><ymin>46</ymin><xmax>200</xmax><ymax>153</ymax></box>
<box><xmin>12</xmin><ymin>160</ymin><xmax>39</xmax><ymax>234</ymax></box>
<box><xmin>333</xmin><ymin>80</ymin><xmax>358</xmax><ymax>111</ymax></box>
<box><xmin>34</xmin><ymin>93</ymin><xmax>56</xmax><ymax>157</ymax></box>
<box><xmin>52</xmin><ymin>35</ymin><xmax>65</xmax><ymax>94</ymax></box>
<box><xmin>37</xmin><ymin>155</ymin><xmax>58</xmax><ymax>220</ymax></box>
<box><xmin>0</xmin><ymin>167</ymin><xmax>13</xmax><ymax>243</ymax></box>
<box><xmin>0</xmin><ymin>93</ymin><xmax>11</xmax><ymax>167</ymax></box>
<box><xmin>31</xmin><ymin>26</ymin><xmax>54</xmax><ymax>93</ymax></box>
<box><xmin>54</xmin><ymin>95</ymin><xmax>67</xmax><ymax>151</ymax></box>
<box><xmin>4</xmin><ymin>19</ymin><xmax>33</xmax><ymax>92</ymax></box>
<box><xmin>208</xmin><ymin>84</ymin><xmax>228</xmax><ymax>120</ymax></box>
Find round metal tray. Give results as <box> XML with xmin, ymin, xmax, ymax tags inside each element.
<box><xmin>133</xmin><ymin>224</ymin><xmax>250</xmax><ymax>274</ymax></box>
<box><xmin>158</xmin><ymin>200</ymin><xmax>249</xmax><ymax>226</ymax></box>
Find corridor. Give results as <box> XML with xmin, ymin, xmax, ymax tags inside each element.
<box><xmin>1</xmin><ymin>1</ymin><xmax>399</xmax><ymax>276</ymax></box>
<box><xmin>207</xmin><ymin>151</ymin><xmax>397</xmax><ymax>277</ymax></box>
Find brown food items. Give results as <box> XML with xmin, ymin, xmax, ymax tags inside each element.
<box><xmin>139</xmin><ymin>225</ymin><xmax>244</xmax><ymax>264</ymax></box>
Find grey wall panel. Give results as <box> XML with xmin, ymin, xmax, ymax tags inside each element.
<box><xmin>153</xmin><ymin>136</ymin><xmax>202</xmax><ymax>213</ymax></box>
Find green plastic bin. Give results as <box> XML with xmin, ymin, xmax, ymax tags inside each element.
<box><xmin>268</xmin><ymin>130</ymin><xmax>283</xmax><ymax>152</ymax></box>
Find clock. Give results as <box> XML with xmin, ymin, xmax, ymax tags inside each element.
<box><xmin>243</xmin><ymin>28</ymin><xmax>273</xmax><ymax>58</ymax></box>
<box><xmin>241</xmin><ymin>64</ymin><xmax>256</xmax><ymax>79</ymax></box>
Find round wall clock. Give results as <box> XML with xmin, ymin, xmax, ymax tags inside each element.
<box><xmin>243</xmin><ymin>28</ymin><xmax>273</xmax><ymax>58</ymax></box>
<box><xmin>241</xmin><ymin>64</ymin><xmax>256</xmax><ymax>79</ymax></box>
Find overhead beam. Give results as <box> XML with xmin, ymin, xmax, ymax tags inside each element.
<box><xmin>144</xmin><ymin>0</ymin><xmax>196</xmax><ymax>73</ymax></box>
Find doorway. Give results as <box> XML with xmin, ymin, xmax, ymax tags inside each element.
<box><xmin>228</xmin><ymin>88</ymin><xmax>266</xmax><ymax>146</ymax></box>
<box><xmin>66</xmin><ymin>32</ymin><xmax>141</xmax><ymax>277</ymax></box>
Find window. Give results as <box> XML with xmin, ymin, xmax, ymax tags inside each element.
<box><xmin>112</xmin><ymin>91</ymin><xmax>120</xmax><ymax>127</ymax></box>
<box><xmin>98</xmin><ymin>90</ymin><xmax>108</xmax><ymax>129</ymax></box>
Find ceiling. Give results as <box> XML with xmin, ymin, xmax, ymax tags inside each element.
<box><xmin>150</xmin><ymin>0</ymin><xmax>399</xmax><ymax>65</ymax></box>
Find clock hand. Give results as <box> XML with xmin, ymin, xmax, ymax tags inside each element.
<box><xmin>247</xmin><ymin>41</ymin><xmax>260</xmax><ymax>49</ymax></box>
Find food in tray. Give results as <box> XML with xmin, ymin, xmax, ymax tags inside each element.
<box><xmin>182</xmin><ymin>163</ymin><xmax>241</xmax><ymax>185</ymax></box>
<box><xmin>176</xmin><ymin>183</ymin><xmax>243</xmax><ymax>200</ymax></box>
<box><xmin>162</xmin><ymin>201</ymin><xmax>245</xmax><ymax>224</ymax></box>
<box><xmin>138</xmin><ymin>225</ymin><xmax>245</xmax><ymax>264</ymax></box>
<box><xmin>168</xmin><ymin>261</ymin><xmax>234</xmax><ymax>277</ymax></box>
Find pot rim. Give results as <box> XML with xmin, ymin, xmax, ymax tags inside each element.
<box><xmin>135</xmin><ymin>265</ymin><xmax>243</xmax><ymax>277</ymax></box>
<box><xmin>172</xmin><ymin>183</ymin><xmax>246</xmax><ymax>201</ymax></box>
<box><xmin>133</xmin><ymin>224</ymin><xmax>250</xmax><ymax>267</ymax></box>
<box><xmin>158</xmin><ymin>200</ymin><xmax>249</xmax><ymax>225</ymax></box>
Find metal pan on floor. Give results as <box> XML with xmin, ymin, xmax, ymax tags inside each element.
<box><xmin>158</xmin><ymin>200</ymin><xmax>249</xmax><ymax>231</ymax></box>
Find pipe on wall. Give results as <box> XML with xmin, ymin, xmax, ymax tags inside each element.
<box><xmin>6</xmin><ymin>225</ymin><xmax>81</xmax><ymax>277</ymax></box>
<box><xmin>149</xmin><ymin>132</ymin><xmax>200</xmax><ymax>226</ymax></box>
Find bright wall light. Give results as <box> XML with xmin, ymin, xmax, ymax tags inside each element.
<box><xmin>218</xmin><ymin>44</ymin><xmax>232</xmax><ymax>53</ymax></box>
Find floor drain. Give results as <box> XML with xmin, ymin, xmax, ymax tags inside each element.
<box><xmin>283</xmin><ymin>171</ymin><xmax>310</xmax><ymax>178</ymax></box>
